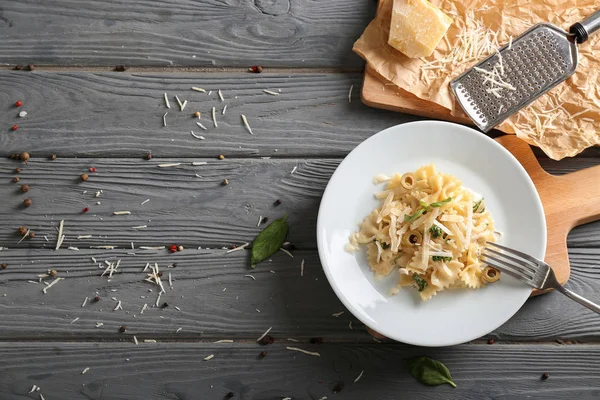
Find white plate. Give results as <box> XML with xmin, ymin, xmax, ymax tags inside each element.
<box><xmin>317</xmin><ymin>121</ymin><xmax>546</xmax><ymax>347</ymax></box>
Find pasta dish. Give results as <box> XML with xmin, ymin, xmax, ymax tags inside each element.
<box><xmin>346</xmin><ymin>165</ymin><xmax>499</xmax><ymax>301</ymax></box>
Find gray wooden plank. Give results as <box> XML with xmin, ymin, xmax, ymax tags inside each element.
<box><xmin>1</xmin><ymin>247</ymin><xmax>600</xmax><ymax>341</ymax></box>
<box><xmin>0</xmin><ymin>0</ymin><xmax>375</xmax><ymax>67</ymax></box>
<box><xmin>0</xmin><ymin>71</ymin><xmax>421</xmax><ymax>158</ymax></box>
<box><xmin>0</xmin><ymin>158</ymin><xmax>332</xmax><ymax>249</ymax></box>
<box><xmin>1</xmin><ymin>157</ymin><xmax>598</xmax><ymax>250</ymax></box>
<box><xmin>1</xmin><ymin>342</ymin><xmax>600</xmax><ymax>400</ymax></box>
<box><xmin>0</xmin><ymin>248</ymin><xmax>363</xmax><ymax>340</ymax></box>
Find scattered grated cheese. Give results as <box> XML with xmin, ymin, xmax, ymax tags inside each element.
<box><xmin>191</xmin><ymin>131</ymin><xmax>205</xmax><ymax>140</ymax></box>
<box><xmin>174</xmin><ymin>306</ymin><xmax>181</xmax><ymax>311</ymax></box>
<box><xmin>55</xmin><ymin>220</ymin><xmax>65</xmax><ymax>250</ymax></box>
<box><xmin>176</xmin><ymin>327</ymin><xmax>182</xmax><ymax>333</ymax></box>
<box><xmin>77</xmin><ymin>235</ymin><xmax>92</xmax><ymax>239</ymax></box>
<box><xmin>113</xmin><ymin>211</ymin><xmax>131</xmax><ymax>215</ymax></box>
<box><xmin>349</xmin><ymin>321</ymin><xmax>353</xmax><ymax>330</ymax></box>
<box><xmin>90</xmin><ymin>246</ymin><xmax>115</xmax><ymax>249</ymax></box>
<box><xmin>195</xmin><ymin>121</ymin><xmax>208</xmax><ymax>131</ymax></box>
<box><xmin>155</xmin><ymin>292</ymin><xmax>161</xmax><ymax>307</ymax></box>
<box><xmin>27</xmin><ymin>280</ymin><xmax>38</xmax><ymax>284</ymax></box>
<box><xmin>40</xmin><ymin>394</ymin><xmax>45</xmax><ymax>400</ymax></box>
<box><xmin>113</xmin><ymin>300</ymin><xmax>122</xmax><ymax>311</ymax></box>
<box><xmin>212</xmin><ymin>107</ymin><xmax>218</xmax><ymax>127</ymax></box>
<box><xmin>332</xmin><ymin>311</ymin><xmax>344</xmax><ymax>317</ymax></box>
<box><xmin>227</xmin><ymin>243</ymin><xmax>249</xmax><ymax>253</ymax></box>
<box><xmin>163</xmin><ymin>93</ymin><xmax>170</xmax><ymax>109</ymax></box>
<box><xmin>279</xmin><ymin>248</ymin><xmax>294</xmax><ymax>258</ymax></box>
<box><xmin>91</xmin><ymin>257</ymin><xmax>97</xmax><ymax>263</ymax></box>
<box><xmin>82</xmin><ymin>297</ymin><xmax>88</xmax><ymax>307</ymax></box>
<box><xmin>70</xmin><ymin>317</ymin><xmax>79</xmax><ymax>324</ymax></box>
<box><xmin>244</xmin><ymin>274</ymin><xmax>256</xmax><ymax>281</ymax></box>
<box><xmin>43</xmin><ymin>277</ymin><xmax>64</xmax><ymax>294</ymax></box>
<box><xmin>348</xmin><ymin>84</ymin><xmax>354</xmax><ymax>103</ymax></box>
<box><xmin>256</xmin><ymin>326</ymin><xmax>273</xmax><ymax>342</ymax></box>
<box><xmin>180</xmin><ymin>100</ymin><xmax>188</xmax><ymax>111</ymax></box>
<box><xmin>263</xmin><ymin>89</ymin><xmax>279</xmax><ymax>96</ymax></box>
<box><xmin>29</xmin><ymin>385</ymin><xmax>37</xmax><ymax>393</ymax></box>
<box><xmin>68</xmin><ymin>246</ymin><xmax>79</xmax><ymax>251</ymax></box>
<box><xmin>144</xmin><ymin>339</ymin><xmax>157</xmax><ymax>343</ymax></box>
<box><xmin>140</xmin><ymin>303</ymin><xmax>148</xmax><ymax>314</ymax></box>
<box><xmin>96</xmin><ymin>322</ymin><xmax>103</xmax><ymax>328</ymax></box>
<box><xmin>132</xmin><ymin>225</ymin><xmax>147</xmax><ymax>229</ymax></box>
<box><xmin>222</xmin><ymin>104</ymin><xmax>227</xmax><ymax>115</ymax></box>
<box><xmin>133</xmin><ymin>336</ymin><xmax>138</xmax><ymax>345</ymax></box>
<box><xmin>300</xmin><ymin>258</ymin><xmax>305</xmax><ymax>277</ymax></box>
<box><xmin>81</xmin><ymin>367</ymin><xmax>90</xmax><ymax>375</ymax></box>
<box><xmin>214</xmin><ymin>339</ymin><xmax>233</xmax><ymax>343</ymax></box>
<box><xmin>191</xmin><ymin>87</ymin><xmax>206</xmax><ymax>93</ymax></box>
<box><xmin>372</xmin><ymin>337</ymin><xmax>382</xmax><ymax>343</ymax></box>
<box><xmin>218</xmin><ymin>89</ymin><xmax>225</xmax><ymax>101</ymax></box>
<box><xmin>241</xmin><ymin>114</ymin><xmax>253</xmax><ymax>135</ymax></box>
<box><xmin>162</xmin><ymin>112</ymin><xmax>168</xmax><ymax>127</ymax></box>
<box><xmin>17</xmin><ymin>229</ymin><xmax>31</xmax><ymax>244</ymax></box>
<box><xmin>158</xmin><ymin>163</ymin><xmax>181</xmax><ymax>168</ymax></box>
<box><xmin>192</xmin><ymin>161</ymin><xmax>207</xmax><ymax>166</ymax></box>
<box><xmin>139</xmin><ymin>246</ymin><xmax>165</xmax><ymax>250</ymax></box>
<box><xmin>168</xmin><ymin>272</ymin><xmax>173</xmax><ymax>289</ymax></box>
<box><xmin>287</xmin><ymin>338</ymin><xmax>299</xmax><ymax>342</ymax></box>
<box><xmin>286</xmin><ymin>347</ymin><xmax>321</xmax><ymax>357</ymax></box>
<box><xmin>174</xmin><ymin>95</ymin><xmax>183</xmax><ymax>109</ymax></box>
<box><xmin>354</xmin><ymin>370</ymin><xmax>364</xmax><ymax>383</ymax></box>
<box><xmin>256</xmin><ymin>309</ymin><xmax>261</xmax><ymax>313</ymax></box>
<box><xmin>141</xmin><ymin>199</ymin><xmax>150</xmax><ymax>205</ymax></box>
<box><xmin>44</xmin><ymin>236</ymin><xmax>49</xmax><ymax>242</ymax></box>
<box><xmin>291</xmin><ymin>166</ymin><xmax>297</xmax><ymax>175</ymax></box>
<box><xmin>257</xmin><ymin>215</ymin><xmax>263</xmax><ymax>227</ymax></box>
<box><xmin>204</xmin><ymin>354</ymin><xmax>215</xmax><ymax>361</ymax></box>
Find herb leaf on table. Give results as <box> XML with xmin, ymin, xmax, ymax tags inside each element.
<box><xmin>406</xmin><ymin>356</ymin><xmax>457</xmax><ymax>387</ymax></box>
<box><xmin>251</xmin><ymin>215</ymin><xmax>289</xmax><ymax>268</ymax></box>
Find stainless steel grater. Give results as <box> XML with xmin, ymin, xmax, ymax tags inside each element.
<box><xmin>451</xmin><ymin>10</ymin><xmax>600</xmax><ymax>132</ymax></box>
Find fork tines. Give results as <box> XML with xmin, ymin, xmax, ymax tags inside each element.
<box><xmin>481</xmin><ymin>242</ymin><xmax>540</xmax><ymax>285</ymax></box>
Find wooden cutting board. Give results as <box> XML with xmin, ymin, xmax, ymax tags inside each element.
<box><xmin>495</xmin><ymin>136</ymin><xmax>600</xmax><ymax>295</ymax></box>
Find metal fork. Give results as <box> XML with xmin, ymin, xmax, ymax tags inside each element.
<box><xmin>482</xmin><ymin>242</ymin><xmax>600</xmax><ymax>314</ymax></box>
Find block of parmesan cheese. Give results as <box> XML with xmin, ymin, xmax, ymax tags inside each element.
<box><xmin>388</xmin><ymin>0</ymin><xmax>453</xmax><ymax>58</ymax></box>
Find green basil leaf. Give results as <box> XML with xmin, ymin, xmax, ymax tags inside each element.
<box><xmin>406</xmin><ymin>357</ymin><xmax>457</xmax><ymax>388</ymax></box>
<box><xmin>404</xmin><ymin>208</ymin><xmax>425</xmax><ymax>223</ymax></box>
<box><xmin>429</xmin><ymin>197</ymin><xmax>452</xmax><ymax>208</ymax></box>
<box><xmin>473</xmin><ymin>198</ymin><xmax>484</xmax><ymax>212</ymax></box>
<box><xmin>412</xmin><ymin>273</ymin><xmax>428</xmax><ymax>292</ymax></box>
<box><xmin>250</xmin><ymin>215</ymin><xmax>288</xmax><ymax>268</ymax></box>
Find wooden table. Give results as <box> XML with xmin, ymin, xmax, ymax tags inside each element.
<box><xmin>1</xmin><ymin>1</ymin><xmax>599</xmax><ymax>399</ymax></box>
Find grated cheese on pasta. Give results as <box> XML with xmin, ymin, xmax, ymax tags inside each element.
<box><xmin>347</xmin><ymin>165</ymin><xmax>497</xmax><ymax>301</ymax></box>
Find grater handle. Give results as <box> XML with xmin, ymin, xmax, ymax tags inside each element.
<box><xmin>569</xmin><ymin>9</ymin><xmax>600</xmax><ymax>44</ymax></box>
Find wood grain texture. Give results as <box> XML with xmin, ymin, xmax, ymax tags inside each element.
<box><xmin>2</xmin><ymin>342</ymin><xmax>600</xmax><ymax>400</ymax></box>
<box><xmin>0</xmin><ymin>0</ymin><xmax>374</xmax><ymax>67</ymax></box>
<box><xmin>0</xmin><ymin>248</ymin><xmax>366</xmax><ymax>340</ymax></box>
<box><xmin>1</xmin><ymin>157</ymin><xmax>598</xmax><ymax>251</ymax></box>
<box><xmin>1</xmin><ymin>246</ymin><xmax>600</xmax><ymax>341</ymax></box>
<box><xmin>0</xmin><ymin>158</ymin><xmax>334</xmax><ymax>249</ymax></box>
<box><xmin>0</xmin><ymin>72</ymin><xmax>423</xmax><ymax>157</ymax></box>
<box><xmin>362</xmin><ymin>64</ymin><xmax>471</xmax><ymax>123</ymax></box>
<box><xmin>496</xmin><ymin>136</ymin><xmax>600</xmax><ymax>287</ymax></box>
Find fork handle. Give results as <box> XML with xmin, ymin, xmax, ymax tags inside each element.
<box><xmin>556</xmin><ymin>285</ymin><xmax>600</xmax><ymax>314</ymax></box>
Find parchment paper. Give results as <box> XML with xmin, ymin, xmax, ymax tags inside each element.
<box><xmin>354</xmin><ymin>0</ymin><xmax>600</xmax><ymax>160</ymax></box>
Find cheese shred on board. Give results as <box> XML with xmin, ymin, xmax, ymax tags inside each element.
<box><xmin>346</xmin><ymin>165</ymin><xmax>497</xmax><ymax>301</ymax></box>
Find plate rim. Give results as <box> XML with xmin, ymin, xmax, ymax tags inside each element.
<box><xmin>316</xmin><ymin>120</ymin><xmax>547</xmax><ymax>346</ymax></box>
